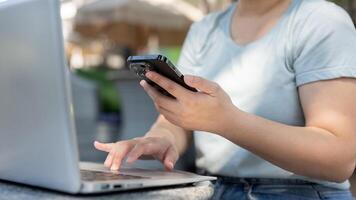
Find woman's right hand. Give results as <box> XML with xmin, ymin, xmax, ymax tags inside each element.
<box><xmin>93</xmin><ymin>134</ymin><xmax>179</xmax><ymax>171</ymax></box>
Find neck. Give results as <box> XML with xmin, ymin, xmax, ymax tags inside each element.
<box><xmin>237</xmin><ymin>0</ymin><xmax>288</xmax><ymax>16</ymax></box>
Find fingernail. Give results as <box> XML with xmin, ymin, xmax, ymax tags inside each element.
<box><xmin>111</xmin><ymin>165</ymin><xmax>118</xmax><ymax>171</ymax></box>
<box><xmin>146</xmin><ymin>72</ymin><xmax>153</xmax><ymax>78</ymax></box>
<box><xmin>140</xmin><ymin>80</ymin><xmax>145</xmax><ymax>86</ymax></box>
<box><xmin>167</xmin><ymin>162</ymin><xmax>174</xmax><ymax>170</ymax></box>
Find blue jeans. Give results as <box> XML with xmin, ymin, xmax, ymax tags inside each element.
<box><xmin>211</xmin><ymin>176</ymin><xmax>353</xmax><ymax>200</ymax></box>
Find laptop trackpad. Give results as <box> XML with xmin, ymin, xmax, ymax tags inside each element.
<box><xmin>80</xmin><ymin>169</ymin><xmax>148</xmax><ymax>182</ymax></box>
<box><xmin>80</xmin><ymin>162</ymin><xmax>198</xmax><ymax>180</ymax></box>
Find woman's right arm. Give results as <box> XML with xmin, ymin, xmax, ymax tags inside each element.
<box><xmin>94</xmin><ymin>115</ymin><xmax>192</xmax><ymax>171</ymax></box>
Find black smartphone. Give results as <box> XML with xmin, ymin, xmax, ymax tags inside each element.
<box><xmin>127</xmin><ymin>54</ymin><xmax>197</xmax><ymax>98</ymax></box>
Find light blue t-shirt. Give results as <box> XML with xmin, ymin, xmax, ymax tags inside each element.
<box><xmin>177</xmin><ymin>0</ymin><xmax>356</xmax><ymax>189</ymax></box>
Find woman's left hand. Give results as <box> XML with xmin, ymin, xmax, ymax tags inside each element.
<box><xmin>141</xmin><ymin>71</ymin><xmax>237</xmax><ymax>134</ymax></box>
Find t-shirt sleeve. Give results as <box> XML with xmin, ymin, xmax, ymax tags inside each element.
<box><xmin>293</xmin><ymin>3</ymin><xmax>356</xmax><ymax>86</ymax></box>
<box><xmin>177</xmin><ymin>23</ymin><xmax>201</xmax><ymax>75</ymax></box>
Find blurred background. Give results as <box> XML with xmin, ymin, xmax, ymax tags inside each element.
<box><xmin>59</xmin><ymin>0</ymin><xmax>356</xmax><ymax>194</ymax></box>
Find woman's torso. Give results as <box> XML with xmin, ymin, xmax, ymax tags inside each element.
<box><xmin>177</xmin><ymin>0</ymin><xmax>354</xmax><ymax>189</ymax></box>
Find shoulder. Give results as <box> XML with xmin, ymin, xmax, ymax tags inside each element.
<box><xmin>289</xmin><ymin>0</ymin><xmax>356</xmax><ymax>85</ymax></box>
<box><xmin>294</xmin><ymin>0</ymin><xmax>354</xmax><ymax>30</ymax></box>
<box><xmin>289</xmin><ymin>0</ymin><xmax>355</xmax><ymax>55</ymax></box>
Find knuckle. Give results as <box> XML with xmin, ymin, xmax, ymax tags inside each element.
<box><xmin>145</xmin><ymin>136</ymin><xmax>157</xmax><ymax>143</ymax></box>
<box><xmin>144</xmin><ymin>142</ymin><xmax>153</xmax><ymax>150</ymax></box>
<box><xmin>211</xmin><ymin>83</ymin><xmax>220</xmax><ymax>93</ymax></box>
<box><xmin>135</xmin><ymin>140</ymin><xmax>144</xmax><ymax>147</ymax></box>
<box><xmin>132</xmin><ymin>137</ymin><xmax>143</xmax><ymax>141</ymax></box>
<box><xmin>130</xmin><ymin>138</ymin><xmax>143</xmax><ymax>146</ymax></box>
<box><xmin>154</xmin><ymin>97</ymin><xmax>162</xmax><ymax>105</ymax></box>
<box><xmin>138</xmin><ymin>140</ymin><xmax>149</xmax><ymax>149</ymax></box>
<box><xmin>194</xmin><ymin>76</ymin><xmax>202</xmax><ymax>84</ymax></box>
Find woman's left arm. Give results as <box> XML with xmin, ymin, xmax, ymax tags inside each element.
<box><xmin>142</xmin><ymin>71</ymin><xmax>356</xmax><ymax>183</ymax></box>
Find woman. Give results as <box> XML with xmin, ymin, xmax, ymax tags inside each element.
<box><xmin>94</xmin><ymin>0</ymin><xmax>356</xmax><ymax>199</ymax></box>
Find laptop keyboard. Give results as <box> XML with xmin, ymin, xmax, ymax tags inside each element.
<box><xmin>80</xmin><ymin>170</ymin><xmax>147</xmax><ymax>182</ymax></box>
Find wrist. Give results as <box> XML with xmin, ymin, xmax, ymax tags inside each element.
<box><xmin>215</xmin><ymin>104</ymin><xmax>245</xmax><ymax>138</ymax></box>
<box><xmin>149</xmin><ymin>123</ymin><xmax>193</xmax><ymax>155</ymax></box>
<box><xmin>145</xmin><ymin>126</ymin><xmax>174</xmax><ymax>142</ymax></box>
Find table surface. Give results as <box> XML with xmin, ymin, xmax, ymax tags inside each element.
<box><xmin>0</xmin><ymin>181</ymin><xmax>214</xmax><ymax>200</ymax></box>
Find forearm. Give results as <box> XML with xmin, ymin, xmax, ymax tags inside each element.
<box><xmin>140</xmin><ymin>69</ymin><xmax>356</xmax><ymax>181</ymax></box>
<box><xmin>146</xmin><ymin>115</ymin><xmax>192</xmax><ymax>155</ymax></box>
<box><xmin>220</xmin><ymin>108</ymin><xmax>356</xmax><ymax>182</ymax></box>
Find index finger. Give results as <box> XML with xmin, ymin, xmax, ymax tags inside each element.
<box><xmin>145</xmin><ymin>71</ymin><xmax>193</xmax><ymax>99</ymax></box>
<box><xmin>94</xmin><ymin>141</ymin><xmax>113</xmax><ymax>152</ymax></box>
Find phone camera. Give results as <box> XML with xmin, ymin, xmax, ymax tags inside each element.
<box><xmin>135</xmin><ymin>65</ymin><xmax>146</xmax><ymax>77</ymax></box>
<box><xmin>138</xmin><ymin>69</ymin><xmax>145</xmax><ymax>77</ymax></box>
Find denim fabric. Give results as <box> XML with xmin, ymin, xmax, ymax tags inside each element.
<box><xmin>211</xmin><ymin>177</ymin><xmax>353</xmax><ymax>200</ymax></box>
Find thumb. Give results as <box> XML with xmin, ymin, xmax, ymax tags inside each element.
<box><xmin>163</xmin><ymin>146</ymin><xmax>178</xmax><ymax>171</ymax></box>
<box><xmin>184</xmin><ymin>75</ymin><xmax>220</xmax><ymax>95</ymax></box>
<box><xmin>94</xmin><ymin>141</ymin><xmax>113</xmax><ymax>153</ymax></box>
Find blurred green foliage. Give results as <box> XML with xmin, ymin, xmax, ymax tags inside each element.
<box><xmin>76</xmin><ymin>68</ymin><xmax>120</xmax><ymax>114</ymax></box>
<box><xmin>159</xmin><ymin>47</ymin><xmax>182</xmax><ymax>65</ymax></box>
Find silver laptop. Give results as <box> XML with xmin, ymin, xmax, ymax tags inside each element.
<box><xmin>0</xmin><ymin>0</ymin><xmax>215</xmax><ymax>194</ymax></box>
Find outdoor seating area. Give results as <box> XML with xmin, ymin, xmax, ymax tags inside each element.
<box><xmin>63</xmin><ymin>0</ymin><xmax>356</xmax><ymax>196</ymax></box>
<box><xmin>0</xmin><ymin>0</ymin><xmax>355</xmax><ymax>199</ymax></box>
